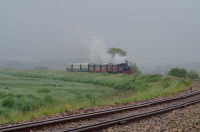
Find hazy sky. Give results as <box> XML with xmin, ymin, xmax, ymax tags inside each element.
<box><xmin>1</xmin><ymin>0</ymin><xmax>200</xmax><ymax>66</ymax></box>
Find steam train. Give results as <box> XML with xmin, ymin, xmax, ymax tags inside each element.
<box><xmin>66</xmin><ymin>63</ymin><xmax>132</xmax><ymax>74</ymax></box>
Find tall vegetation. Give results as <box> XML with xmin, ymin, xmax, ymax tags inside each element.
<box><xmin>187</xmin><ymin>70</ymin><xmax>199</xmax><ymax>79</ymax></box>
<box><xmin>0</xmin><ymin>69</ymin><xmax>192</xmax><ymax>124</ymax></box>
<box><xmin>167</xmin><ymin>68</ymin><xmax>187</xmax><ymax>78</ymax></box>
<box><xmin>0</xmin><ymin>69</ymin><xmax>190</xmax><ymax>91</ymax></box>
<box><xmin>129</xmin><ymin>62</ymin><xmax>141</xmax><ymax>74</ymax></box>
<box><xmin>168</xmin><ymin>67</ymin><xmax>199</xmax><ymax>79</ymax></box>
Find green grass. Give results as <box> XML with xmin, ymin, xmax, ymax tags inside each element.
<box><xmin>0</xmin><ymin>69</ymin><xmax>191</xmax><ymax>124</ymax></box>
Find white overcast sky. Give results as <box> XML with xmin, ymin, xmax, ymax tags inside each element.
<box><xmin>0</xmin><ymin>0</ymin><xmax>200</xmax><ymax>66</ymax></box>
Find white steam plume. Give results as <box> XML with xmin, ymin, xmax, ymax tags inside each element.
<box><xmin>78</xmin><ymin>26</ymin><xmax>127</xmax><ymax>64</ymax></box>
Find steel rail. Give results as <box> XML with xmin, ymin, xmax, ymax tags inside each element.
<box><xmin>0</xmin><ymin>90</ymin><xmax>200</xmax><ymax>132</ymax></box>
<box><xmin>64</xmin><ymin>97</ymin><xmax>200</xmax><ymax>132</ymax></box>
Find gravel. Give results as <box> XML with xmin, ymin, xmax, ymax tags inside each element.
<box><xmin>105</xmin><ymin>81</ymin><xmax>200</xmax><ymax>132</ymax></box>
<box><xmin>36</xmin><ymin>93</ymin><xmax>200</xmax><ymax>132</ymax></box>
<box><xmin>106</xmin><ymin>103</ymin><xmax>200</xmax><ymax>132</ymax></box>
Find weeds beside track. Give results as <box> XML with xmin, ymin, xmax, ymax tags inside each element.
<box><xmin>0</xmin><ymin>90</ymin><xmax>200</xmax><ymax>132</ymax></box>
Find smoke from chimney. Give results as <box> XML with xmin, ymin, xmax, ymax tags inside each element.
<box><xmin>77</xmin><ymin>26</ymin><xmax>127</xmax><ymax>63</ymax></box>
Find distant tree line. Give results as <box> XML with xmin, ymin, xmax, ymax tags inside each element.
<box><xmin>34</xmin><ymin>66</ymin><xmax>48</xmax><ymax>70</ymax></box>
<box><xmin>168</xmin><ymin>67</ymin><xmax>199</xmax><ymax>79</ymax></box>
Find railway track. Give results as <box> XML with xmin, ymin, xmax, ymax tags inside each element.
<box><xmin>1</xmin><ymin>90</ymin><xmax>200</xmax><ymax>132</ymax></box>
<box><xmin>65</xmin><ymin>97</ymin><xmax>200</xmax><ymax>132</ymax></box>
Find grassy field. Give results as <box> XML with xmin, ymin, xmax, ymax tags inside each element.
<box><xmin>0</xmin><ymin>69</ymin><xmax>191</xmax><ymax>124</ymax></box>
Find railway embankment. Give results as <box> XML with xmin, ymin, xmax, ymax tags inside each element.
<box><xmin>0</xmin><ymin>81</ymin><xmax>199</xmax><ymax>132</ymax></box>
<box><xmin>0</xmin><ymin>69</ymin><xmax>195</xmax><ymax>131</ymax></box>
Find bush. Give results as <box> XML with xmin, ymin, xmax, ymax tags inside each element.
<box><xmin>181</xmin><ymin>80</ymin><xmax>191</xmax><ymax>85</ymax></box>
<box><xmin>187</xmin><ymin>70</ymin><xmax>199</xmax><ymax>79</ymax></box>
<box><xmin>16</xmin><ymin>100</ymin><xmax>37</xmax><ymax>111</ymax></box>
<box><xmin>0</xmin><ymin>108</ymin><xmax>11</xmax><ymax>117</ymax></box>
<box><xmin>0</xmin><ymin>92</ymin><xmax>7</xmax><ymax>98</ymax></box>
<box><xmin>167</xmin><ymin>68</ymin><xmax>187</xmax><ymax>78</ymax></box>
<box><xmin>146</xmin><ymin>74</ymin><xmax>162</xmax><ymax>82</ymax></box>
<box><xmin>44</xmin><ymin>95</ymin><xmax>54</xmax><ymax>103</ymax></box>
<box><xmin>2</xmin><ymin>97</ymin><xmax>15</xmax><ymax>108</ymax></box>
<box><xmin>85</xmin><ymin>94</ymin><xmax>96</xmax><ymax>105</ymax></box>
<box><xmin>15</xmin><ymin>95</ymin><xmax>55</xmax><ymax>111</ymax></box>
<box><xmin>3</xmin><ymin>87</ymin><xmax>9</xmax><ymax>89</ymax></box>
<box><xmin>129</xmin><ymin>62</ymin><xmax>142</xmax><ymax>74</ymax></box>
<box><xmin>37</xmin><ymin>88</ymin><xmax>50</xmax><ymax>93</ymax></box>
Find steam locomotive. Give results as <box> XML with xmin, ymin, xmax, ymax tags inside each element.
<box><xmin>66</xmin><ymin>63</ymin><xmax>132</xmax><ymax>74</ymax></box>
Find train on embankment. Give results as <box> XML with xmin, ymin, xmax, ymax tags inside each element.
<box><xmin>66</xmin><ymin>63</ymin><xmax>132</xmax><ymax>74</ymax></box>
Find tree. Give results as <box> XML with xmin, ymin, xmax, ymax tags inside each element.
<box><xmin>187</xmin><ymin>70</ymin><xmax>199</xmax><ymax>79</ymax></box>
<box><xmin>167</xmin><ymin>67</ymin><xmax>187</xmax><ymax>78</ymax></box>
<box><xmin>107</xmin><ymin>47</ymin><xmax>126</xmax><ymax>58</ymax></box>
<box><xmin>129</xmin><ymin>62</ymin><xmax>141</xmax><ymax>74</ymax></box>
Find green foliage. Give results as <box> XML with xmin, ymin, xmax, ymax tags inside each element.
<box><xmin>167</xmin><ymin>67</ymin><xmax>187</xmax><ymax>78</ymax></box>
<box><xmin>168</xmin><ymin>68</ymin><xmax>199</xmax><ymax>79</ymax></box>
<box><xmin>16</xmin><ymin>99</ymin><xmax>38</xmax><ymax>111</ymax></box>
<box><xmin>0</xmin><ymin>69</ymin><xmax>190</xmax><ymax>91</ymax></box>
<box><xmin>0</xmin><ymin>69</ymin><xmax>192</xmax><ymax>124</ymax></box>
<box><xmin>187</xmin><ymin>70</ymin><xmax>199</xmax><ymax>79</ymax></box>
<box><xmin>145</xmin><ymin>74</ymin><xmax>162</xmax><ymax>83</ymax></box>
<box><xmin>2</xmin><ymin>97</ymin><xmax>15</xmax><ymax>108</ymax></box>
<box><xmin>1</xmin><ymin>92</ymin><xmax>55</xmax><ymax>113</ymax></box>
<box><xmin>37</xmin><ymin>88</ymin><xmax>50</xmax><ymax>93</ymax></box>
<box><xmin>44</xmin><ymin>95</ymin><xmax>54</xmax><ymax>103</ymax></box>
<box><xmin>0</xmin><ymin>108</ymin><xmax>11</xmax><ymax>117</ymax></box>
<box><xmin>180</xmin><ymin>80</ymin><xmax>191</xmax><ymax>85</ymax></box>
<box><xmin>85</xmin><ymin>93</ymin><xmax>92</xmax><ymax>101</ymax></box>
<box><xmin>3</xmin><ymin>87</ymin><xmax>8</xmax><ymax>89</ymax></box>
<box><xmin>129</xmin><ymin>62</ymin><xmax>141</xmax><ymax>74</ymax></box>
<box><xmin>85</xmin><ymin>93</ymin><xmax>96</xmax><ymax>105</ymax></box>
<box><xmin>15</xmin><ymin>95</ymin><xmax>55</xmax><ymax>111</ymax></box>
<box><xmin>161</xmin><ymin>77</ymin><xmax>172</xmax><ymax>88</ymax></box>
<box><xmin>107</xmin><ymin>47</ymin><xmax>126</xmax><ymax>58</ymax></box>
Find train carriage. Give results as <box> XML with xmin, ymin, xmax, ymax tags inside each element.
<box><xmin>81</xmin><ymin>63</ymin><xmax>90</xmax><ymax>72</ymax></box>
<box><xmin>112</xmin><ymin>64</ymin><xmax>118</xmax><ymax>73</ymax></box>
<box><xmin>107</xmin><ymin>63</ymin><xmax>119</xmax><ymax>73</ymax></box>
<box><xmin>89</xmin><ymin>63</ymin><xmax>95</xmax><ymax>72</ymax></box>
<box><xmin>94</xmin><ymin>64</ymin><xmax>101</xmax><ymax>72</ymax></box>
<box><xmin>107</xmin><ymin>63</ymin><xmax>113</xmax><ymax>73</ymax></box>
<box><xmin>66</xmin><ymin>62</ymin><xmax>132</xmax><ymax>74</ymax></box>
<box><xmin>101</xmin><ymin>63</ymin><xmax>109</xmax><ymax>72</ymax></box>
<box><xmin>72</xmin><ymin>63</ymin><xmax>81</xmax><ymax>72</ymax></box>
<box><xmin>66</xmin><ymin>63</ymin><xmax>73</xmax><ymax>71</ymax></box>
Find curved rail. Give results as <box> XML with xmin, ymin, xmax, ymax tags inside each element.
<box><xmin>65</xmin><ymin>97</ymin><xmax>200</xmax><ymax>132</ymax></box>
